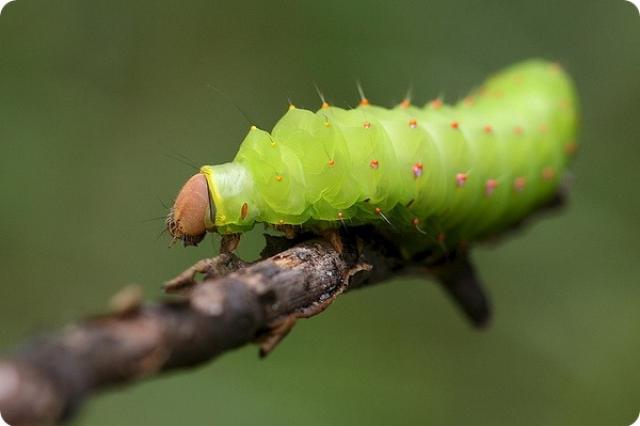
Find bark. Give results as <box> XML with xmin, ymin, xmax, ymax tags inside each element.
<box><xmin>0</xmin><ymin>229</ymin><xmax>435</xmax><ymax>426</ymax></box>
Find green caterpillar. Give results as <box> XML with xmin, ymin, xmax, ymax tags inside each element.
<box><xmin>167</xmin><ymin>59</ymin><xmax>579</xmax><ymax>256</ymax></box>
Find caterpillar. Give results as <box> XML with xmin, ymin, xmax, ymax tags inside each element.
<box><xmin>167</xmin><ymin>59</ymin><xmax>579</xmax><ymax>257</ymax></box>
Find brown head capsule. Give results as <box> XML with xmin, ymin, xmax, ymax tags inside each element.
<box><xmin>167</xmin><ymin>173</ymin><xmax>212</xmax><ymax>246</ymax></box>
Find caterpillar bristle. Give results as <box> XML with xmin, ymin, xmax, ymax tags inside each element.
<box><xmin>205</xmin><ymin>83</ymin><xmax>255</xmax><ymax>126</ymax></box>
<box><xmin>430</xmin><ymin>98</ymin><xmax>443</xmax><ymax>109</ymax></box>
<box><xmin>375</xmin><ymin>208</ymin><xmax>394</xmax><ymax>228</ymax></box>
<box><xmin>356</xmin><ymin>80</ymin><xmax>369</xmax><ymax>106</ymax></box>
<box><xmin>314</xmin><ymin>84</ymin><xmax>330</xmax><ymax>109</ymax></box>
<box><xmin>401</xmin><ymin>85</ymin><xmax>413</xmax><ymax>108</ymax></box>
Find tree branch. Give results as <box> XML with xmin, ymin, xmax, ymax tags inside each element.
<box><xmin>0</xmin><ymin>229</ymin><xmax>426</xmax><ymax>426</ymax></box>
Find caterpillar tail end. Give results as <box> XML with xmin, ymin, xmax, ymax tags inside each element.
<box><xmin>167</xmin><ymin>173</ymin><xmax>214</xmax><ymax>247</ymax></box>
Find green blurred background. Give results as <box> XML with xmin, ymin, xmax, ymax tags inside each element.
<box><xmin>1</xmin><ymin>0</ymin><xmax>639</xmax><ymax>424</ymax></box>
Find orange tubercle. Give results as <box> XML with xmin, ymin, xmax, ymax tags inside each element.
<box><xmin>565</xmin><ymin>141</ymin><xmax>578</xmax><ymax>155</ymax></box>
<box><xmin>549</xmin><ymin>62</ymin><xmax>563</xmax><ymax>73</ymax></box>
<box><xmin>430</xmin><ymin>98</ymin><xmax>443</xmax><ymax>109</ymax></box>
<box><xmin>412</xmin><ymin>162</ymin><xmax>423</xmax><ymax>178</ymax></box>
<box><xmin>456</xmin><ymin>172</ymin><xmax>467</xmax><ymax>187</ymax></box>
<box><xmin>485</xmin><ymin>179</ymin><xmax>498</xmax><ymax>196</ymax></box>
<box><xmin>542</xmin><ymin>167</ymin><xmax>556</xmax><ymax>181</ymax></box>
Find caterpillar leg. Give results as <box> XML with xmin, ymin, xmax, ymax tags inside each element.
<box><xmin>220</xmin><ymin>233</ymin><xmax>241</xmax><ymax>254</ymax></box>
<box><xmin>432</xmin><ymin>252</ymin><xmax>491</xmax><ymax>328</ymax></box>
<box><xmin>320</xmin><ymin>228</ymin><xmax>344</xmax><ymax>254</ymax></box>
<box><xmin>164</xmin><ymin>253</ymin><xmax>247</xmax><ymax>293</ymax></box>
<box><xmin>273</xmin><ymin>224</ymin><xmax>299</xmax><ymax>239</ymax></box>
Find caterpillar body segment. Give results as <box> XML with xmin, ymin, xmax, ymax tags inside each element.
<box><xmin>168</xmin><ymin>59</ymin><xmax>579</xmax><ymax>255</ymax></box>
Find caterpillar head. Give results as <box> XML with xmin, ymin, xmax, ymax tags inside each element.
<box><xmin>167</xmin><ymin>173</ymin><xmax>214</xmax><ymax>246</ymax></box>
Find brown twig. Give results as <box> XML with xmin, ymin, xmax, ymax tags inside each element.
<box><xmin>0</xmin><ymin>229</ymin><xmax>428</xmax><ymax>426</ymax></box>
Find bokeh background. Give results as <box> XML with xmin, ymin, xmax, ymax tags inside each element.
<box><xmin>1</xmin><ymin>0</ymin><xmax>639</xmax><ymax>424</ymax></box>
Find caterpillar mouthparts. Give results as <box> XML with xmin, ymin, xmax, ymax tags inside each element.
<box><xmin>167</xmin><ymin>173</ymin><xmax>211</xmax><ymax>246</ymax></box>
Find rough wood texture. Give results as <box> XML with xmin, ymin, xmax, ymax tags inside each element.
<box><xmin>0</xmin><ymin>228</ymin><xmax>445</xmax><ymax>426</ymax></box>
